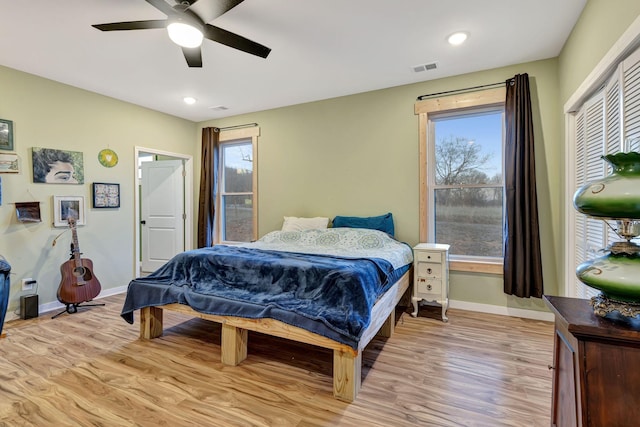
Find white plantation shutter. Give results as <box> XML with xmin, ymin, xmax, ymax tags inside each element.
<box><xmin>605</xmin><ymin>70</ymin><xmax>622</xmax><ymax>248</ymax></box>
<box><xmin>623</xmin><ymin>49</ymin><xmax>640</xmax><ymax>248</ymax></box>
<box><xmin>624</xmin><ymin>47</ymin><xmax>640</xmax><ymax>147</ymax></box>
<box><xmin>573</xmin><ymin>93</ymin><xmax>605</xmax><ymax>299</ymax></box>
<box><xmin>605</xmin><ymin>70</ymin><xmax>622</xmax><ymax>155</ymax></box>
<box><xmin>571</xmin><ymin>45</ymin><xmax>640</xmax><ymax>298</ymax></box>
<box><xmin>573</xmin><ymin>111</ymin><xmax>587</xmax><ymax>297</ymax></box>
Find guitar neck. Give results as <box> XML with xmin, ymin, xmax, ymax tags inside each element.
<box><xmin>70</xmin><ymin>222</ymin><xmax>82</xmax><ymax>265</ymax></box>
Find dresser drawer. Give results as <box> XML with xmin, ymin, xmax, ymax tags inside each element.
<box><xmin>417</xmin><ymin>278</ymin><xmax>442</xmax><ymax>295</ymax></box>
<box><xmin>417</xmin><ymin>262</ymin><xmax>442</xmax><ymax>278</ymax></box>
<box><xmin>415</xmin><ymin>251</ymin><xmax>442</xmax><ymax>263</ymax></box>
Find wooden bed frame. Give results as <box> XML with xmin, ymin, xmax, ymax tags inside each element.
<box><xmin>138</xmin><ymin>269</ymin><xmax>411</xmax><ymax>402</ymax></box>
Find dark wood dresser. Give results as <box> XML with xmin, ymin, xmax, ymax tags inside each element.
<box><xmin>544</xmin><ymin>295</ymin><xmax>640</xmax><ymax>427</ymax></box>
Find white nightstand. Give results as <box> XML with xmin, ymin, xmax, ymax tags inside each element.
<box><xmin>411</xmin><ymin>243</ymin><xmax>450</xmax><ymax>322</ymax></box>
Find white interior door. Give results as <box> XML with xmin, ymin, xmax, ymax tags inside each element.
<box><xmin>141</xmin><ymin>159</ymin><xmax>185</xmax><ymax>273</ymax></box>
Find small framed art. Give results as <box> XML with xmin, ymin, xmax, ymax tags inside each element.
<box><xmin>0</xmin><ymin>119</ymin><xmax>14</xmax><ymax>151</ymax></box>
<box><xmin>53</xmin><ymin>196</ymin><xmax>85</xmax><ymax>227</ymax></box>
<box><xmin>92</xmin><ymin>182</ymin><xmax>120</xmax><ymax>208</ymax></box>
<box><xmin>15</xmin><ymin>202</ymin><xmax>42</xmax><ymax>223</ymax></box>
<box><xmin>0</xmin><ymin>153</ymin><xmax>18</xmax><ymax>173</ymax></box>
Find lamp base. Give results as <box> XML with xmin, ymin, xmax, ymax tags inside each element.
<box><xmin>590</xmin><ymin>293</ymin><xmax>640</xmax><ymax>318</ymax></box>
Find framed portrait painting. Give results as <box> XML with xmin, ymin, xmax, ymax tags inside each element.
<box><xmin>32</xmin><ymin>147</ymin><xmax>84</xmax><ymax>184</ymax></box>
<box><xmin>53</xmin><ymin>196</ymin><xmax>85</xmax><ymax>227</ymax></box>
<box><xmin>0</xmin><ymin>119</ymin><xmax>13</xmax><ymax>151</ymax></box>
<box><xmin>92</xmin><ymin>183</ymin><xmax>120</xmax><ymax>208</ymax></box>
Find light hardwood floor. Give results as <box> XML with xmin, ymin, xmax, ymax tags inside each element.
<box><xmin>0</xmin><ymin>294</ymin><xmax>554</xmax><ymax>427</ymax></box>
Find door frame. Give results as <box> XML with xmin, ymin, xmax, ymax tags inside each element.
<box><xmin>134</xmin><ymin>146</ymin><xmax>193</xmax><ymax>277</ymax></box>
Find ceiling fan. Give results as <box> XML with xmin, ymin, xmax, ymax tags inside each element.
<box><xmin>92</xmin><ymin>0</ymin><xmax>271</xmax><ymax>67</ymax></box>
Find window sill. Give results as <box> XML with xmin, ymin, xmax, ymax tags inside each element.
<box><xmin>450</xmin><ymin>260</ymin><xmax>503</xmax><ymax>275</ymax></box>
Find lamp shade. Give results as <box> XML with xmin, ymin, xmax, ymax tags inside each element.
<box><xmin>167</xmin><ymin>22</ymin><xmax>203</xmax><ymax>48</ymax></box>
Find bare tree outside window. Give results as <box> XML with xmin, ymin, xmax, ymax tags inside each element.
<box><xmin>433</xmin><ymin>110</ymin><xmax>504</xmax><ymax>258</ymax></box>
<box><xmin>221</xmin><ymin>141</ymin><xmax>254</xmax><ymax>242</ymax></box>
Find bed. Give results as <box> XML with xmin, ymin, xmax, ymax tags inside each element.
<box><xmin>121</xmin><ymin>227</ymin><xmax>413</xmax><ymax>401</ymax></box>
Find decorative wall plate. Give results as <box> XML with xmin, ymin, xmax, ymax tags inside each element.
<box><xmin>98</xmin><ymin>149</ymin><xmax>118</xmax><ymax>168</ymax></box>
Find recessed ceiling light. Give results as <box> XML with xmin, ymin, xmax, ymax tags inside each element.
<box><xmin>183</xmin><ymin>96</ymin><xmax>197</xmax><ymax>105</ymax></box>
<box><xmin>447</xmin><ymin>32</ymin><xmax>468</xmax><ymax>46</ymax></box>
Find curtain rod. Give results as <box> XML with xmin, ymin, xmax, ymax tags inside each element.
<box><xmin>215</xmin><ymin>123</ymin><xmax>258</xmax><ymax>131</ymax></box>
<box><xmin>416</xmin><ymin>81</ymin><xmax>510</xmax><ymax>101</ymax></box>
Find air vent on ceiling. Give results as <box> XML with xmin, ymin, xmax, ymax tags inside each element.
<box><xmin>412</xmin><ymin>62</ymin><xmax>438</xmax><ymax>73</ymax></box>
<box><xmin>209</xmin><ymin>105</ymin><xmax>229</xmax><ymax>111</ymax></box>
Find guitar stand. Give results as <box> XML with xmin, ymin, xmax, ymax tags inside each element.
<box><xmin>51</xmin><ymin>301</ymin><xmax>106</xmax><ymax>319</ymax></box>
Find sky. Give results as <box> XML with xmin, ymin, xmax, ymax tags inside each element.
<box><xmin>223</xmin><ymin>142</ymin><xmax>253</xmax><ymax>171</ymax></box>
<box><xmin>434</xmin><ymin>110</ymin><xmax>503</xmax><ymax>178</ymax></box>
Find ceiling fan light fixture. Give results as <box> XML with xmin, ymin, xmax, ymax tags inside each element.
<box><xmin>167</xmin><ymin>22</ymin><xmax>203</xmax><ymax>48</ymax></box>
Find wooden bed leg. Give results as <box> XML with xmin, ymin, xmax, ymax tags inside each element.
<box><xmin>221</xmin><ymin>323</ymin><xmax>248</xmax><ymax>366</ymax></box>
<box><xmin>333</xmin><ymin>349</ymin><xmax>361</xmax><ymax>402</ymax></box>
<box><xmin>140</xmin><ymin>306</ymin><xmax>163</xmax><ymax>339</ymax></box>
<box><xmin>378</xmin><ymin>308</ymin><xmax>396</xmax><ymax>338</ymax></box>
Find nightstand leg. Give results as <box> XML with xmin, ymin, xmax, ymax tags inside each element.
<box><xmin>442</xmin><ymin>300</ymin><xmax>449</xmax><ymax>322</ymax></box>
<box><xmin>411</xmin><ymin>297</ymin><xmax>420</xmax><ymax>317</ymax></box>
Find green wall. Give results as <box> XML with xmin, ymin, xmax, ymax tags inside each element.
<box><xmin>559</xmin><ymin>0</ymin><xmax>640</xmax><ymax>105</ymax></box>
<box><xmin>0</xmin><ymin>65</ymin><xmax>197</xmax><ymax>318</ymax></box>
<box><xmin>197</xmin><ymin>0</ymin><xmax>640</xmax><ymax>312</ymax></box>
<box><xmin>557</xmin><ymin>1</ymin><xmax>640</xmax><ymax>291</ymax></box>
<box><xmin>2</xmin><ymin>0</ymin><xmax>639</xmax><ymax>319</ymax></box>
<box><xmin>200</xmin><ymin>58</ymin><xmax>562</xmax><ymax>313</ymax></box>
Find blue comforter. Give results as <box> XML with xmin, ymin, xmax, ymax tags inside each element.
<box><xmin>121</xmin><ymin>245</ymin><xmax>403</xmax><ymax>349</ymax></box>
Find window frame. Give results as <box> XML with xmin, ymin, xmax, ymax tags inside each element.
<box><xmin>415</xmin><ymin>87</ymin><xmax>506</xmax><ymax>274</ymax></box>
<box><xmin>216</xmin><ymin>126</ymin><xmax>259</xmax><ymax>244</ymax></box>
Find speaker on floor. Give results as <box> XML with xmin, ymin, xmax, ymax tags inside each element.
<box><xmin>20</xmin><ymin>294</ymin><xmax>38</xmax><ymax>319</ymax></box>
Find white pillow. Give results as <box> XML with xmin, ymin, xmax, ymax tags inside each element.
<box><xmin>282</xmin><ymin>216</ymin><xmax>329</xmax><ymax>232</ymax></box>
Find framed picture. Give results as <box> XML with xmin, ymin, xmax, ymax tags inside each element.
<box><xmin>92</xmin><ymin>183</ymin><xmax>120</xmax><ymax>208</ymax></box>
<box><xmin>15</xmin><ymin>202</ymin><xmax>42</xmax><ymax>223</ymax></box>
<box><xmin>53</xmin><ymin>196</ymin><xmax>85</xmax><ymax>227</ymax></box>
<box><xmin>32</xmin><ymin>147</ymin><xmax>84</xmax><ymax>184</ymax></box>
<box><xmin>0</xmin><ymin>153</ymin><xmax>19</xmax><ymax>173</ymax></box>
<box><xmin>0</xmin><ymin>119</ymin><xmax>13</xmax><ymax>151</ymax></box>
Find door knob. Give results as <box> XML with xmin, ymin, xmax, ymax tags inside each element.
<box><xmin>140</xmin><ymin>220</ymin><xmax>146</xmax><ymax>225</ymax></box>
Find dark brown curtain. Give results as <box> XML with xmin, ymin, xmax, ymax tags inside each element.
<box><xmin>503</xmin><ymin>73</ymin><xmax>544</xmax><ymax>298</ymax></box>
<box><xmin>197</xmin><ymin>127</ymin><xmax>220</xmax><ymax>248</ymax></box>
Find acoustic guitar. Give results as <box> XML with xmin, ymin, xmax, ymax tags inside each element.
<box><xmin>56</xmin><ymin>217</ymin><xmax>101</xmax><ymax>307</ymax></box>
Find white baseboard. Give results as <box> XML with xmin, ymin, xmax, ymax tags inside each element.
<box><xmin>4</xmin><ymin>289</ymin><xmax>553</xmax><ymax>323</ymax></box>
<box><xmin>4</xmin><ymin>286</ymin><xmax>129</xmax><ymax>321</ymax></box>
<box><xmin>449</xmin><ymin>299</ymin><xmax>555</xmax><ymax>322</ymax></box>
<box><xmin>4</xmin><ymin>312</ymin><xmax>19</xmax><ymax>323</ymax></box>
<box><xmin>39</xmin><ymin>285</ymin><xmax>129</xmax><ymax>315</ymax></box>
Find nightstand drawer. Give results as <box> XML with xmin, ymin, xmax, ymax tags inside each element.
<box><xmin>417</xmin><ymin>262</ymin><xmax>442</xmax><ymax>278</ymax></box>
<box><xmin>417</xmin><ymin>278</ymin><xmax>442</xmax><ymax>295</ymax></box>
<box><xmin>415</xmin><ymin>251</ymin><xmax>442</xmax><ymax>263</ymax></box>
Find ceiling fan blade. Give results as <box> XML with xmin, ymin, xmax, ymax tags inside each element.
<box><xmin>145</xmin><ymin>0</ymin><xmax>178</xmax><ymax>16</ymax></box>
<box><xmin>92</xmin><ymin>20</ymin><xmax>167</xmax><ymax>31</ymax></box>
<box><xmin>189</xmin><ymin>0</ymin><xmax>244</xmax><ymax>24</ymax></box>
<box><xmin>182</xmin><ymin>47</ymin><xmax>203</xmax><ymax>67</ymax></box>
<box><xmin>203</xmin><ymin>24</ymin><xmax>270</xmax><ymax>58</ymax></box>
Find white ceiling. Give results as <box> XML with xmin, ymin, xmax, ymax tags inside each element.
<box><xmin>0</xmin><ymin>0</ymin><xmax>587</xmax><ymax>123</ymax></box>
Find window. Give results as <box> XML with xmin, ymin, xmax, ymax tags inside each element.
<box><xmin>416</xmin><ymin>87</ymin><xmax>506</xmax><ymax>273</ymax></box>
<box><xmin>217</xmin><ymin>127</ymin><xmax>259</xmax><ymax>243</ymax></box>
<box><xmin>432</xmin><ymin>109</ymin><xmax>504</xmax><ymax>258</ymax></box>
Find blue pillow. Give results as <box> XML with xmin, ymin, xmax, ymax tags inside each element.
<box><xmin>332</xmin><ymin>212</ymin><xmax>394</xmax><ymax>236</ymax></box>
